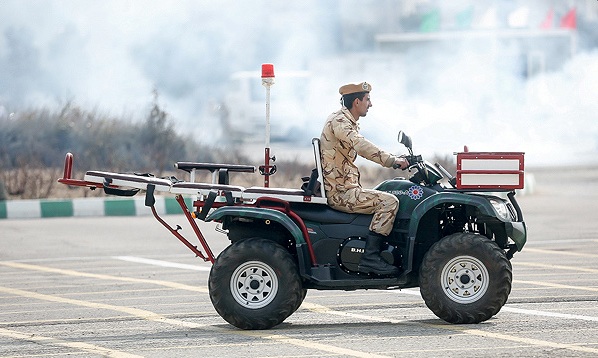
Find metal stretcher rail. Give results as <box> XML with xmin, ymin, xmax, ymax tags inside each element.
<box><xmin>56</xmin><ymin>152</ymin><xmax>320</xmax><ymax>266</ymax></box>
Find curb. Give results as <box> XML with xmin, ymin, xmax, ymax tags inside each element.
<box><xmin>0</xmin><ymin>196</ymin><xmax>194</xmax><ymax>220</ymax></box>
<box><xmin>1</xmin><ymin>174</ymin><xmax>537</xmax><ymax>220</ymax></box>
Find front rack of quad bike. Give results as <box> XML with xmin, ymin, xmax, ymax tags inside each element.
<box><xmin>57</xmin><ymin>137</ymin><xmax>328</xmax><ymax>266</ymax></box>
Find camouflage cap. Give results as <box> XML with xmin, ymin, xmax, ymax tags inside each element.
<box><xmin>339</xmin><ymin>82</ymin><xmax>372</xmax><ymax>95</ymax></box>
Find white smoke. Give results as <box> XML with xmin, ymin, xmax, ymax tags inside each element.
<box><xmin>0</xmin><ymin>1</ymin><xmax>338</xmax><ymax>120</ymax></box>
<box><xmin>360</xmin><ymin>49</ymin><xmax>598</xmax><ymax>167</ymax></box>
<box><xmin>1</xmin><ymin>0</ymin><xmax>597</xmax><ymax>167</ymax></box>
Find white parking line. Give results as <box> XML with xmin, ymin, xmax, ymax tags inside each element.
<box><xmin>524</xmin><ymin>247</ymin><xmax>598</xmax><ymax>258</ymax></box>
<box><xmin>393</xmin><ymin>287</ymin><xmax>598</xmax><ymax>322</ymax></box>
<box><xmin>501</xmin><ymin>306</ymin><xmax>598</xmax><ymax>322</ymax></box>
<box><xmin>516</xmin><ymin>261</ymin><xmax>598</xmax><ymax>273</ymax></box>
<box><xmin>114</xmin><ymin>256</ymin><xmax>211</xmax><ymax>271</ymax></box>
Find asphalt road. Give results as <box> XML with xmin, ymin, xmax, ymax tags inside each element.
<box><xmin>1</xmin><ymin>166</ymin><xmax>598</xmax><ymax>357</ymax></box>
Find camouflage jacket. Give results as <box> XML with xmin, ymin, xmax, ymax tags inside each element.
<box><xmin>320</xmin><ymin>108</ymin><xmax>397</xmax><ymax>194</ymax></box>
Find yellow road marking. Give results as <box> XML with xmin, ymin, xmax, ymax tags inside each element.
<box><xmin>4</xmin><ymin>260</ymin><xmax>598</xmax><ymax>356</ymax></box>
<box><xmin>0</xmin><ymin>285</ymin><xmax>206</xmax><ymax>329</ymax></box>
<box><xmin>0</xmin><ymin>284</ymin><xmax>391</xmax><ymax>358</ymax></box>
<box><xmin>0</xmin><ymin>261</ymin><xmax>208</xmax><ymax>293</ymax></box>
<box><xmin>240</xmin><ymin>331</ymin><xmax>392</xmax><ymax>358</ymax></box>
<box><xmin>303</xmin><ymin>301</ymin><xmax>409</xmax><ymax>323</ymax></box>
<box><xmin>0</xmin><ymin>326</ymin><xmax>142</xmax><ymax>358</ymax></box>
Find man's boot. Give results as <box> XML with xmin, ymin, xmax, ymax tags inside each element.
<box><xmin>357</xmin><ymin>231</ymin><xmax>399</xmax><ymax>275</ymax></box>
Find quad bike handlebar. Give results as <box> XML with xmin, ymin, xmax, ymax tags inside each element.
<box><xmin>396</xmin><ymin>131</ymin><xmax>454</xmax><ymax>187</ymax></box>
<box><xmin>391</xmin><ymin>154</ymin><xmax>421</xmax><ymax>169</ymax></box>
<box><xmin>403</xmin><ymin>154</ymin><xmax>423</xmax><ymax>167</ymax></box>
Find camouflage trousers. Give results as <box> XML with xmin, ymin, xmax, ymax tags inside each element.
<box><xmin>327</xmin><ymin>187</ymin><xmax>399</xmax><ymax>236</ymax></box>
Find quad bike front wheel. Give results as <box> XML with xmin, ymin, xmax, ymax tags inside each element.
<box><xmin>419</xmin><ymin>232</ymin><xmax>512</xmax><ymax>324</ymax></box>
<box><xmin>208</xmin><ymin>237</ymin><xmax>304</xmax><ymax>329</ymax></box>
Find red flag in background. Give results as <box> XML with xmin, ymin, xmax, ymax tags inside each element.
<box><xmin>560</xmin><ymin>8</ymin><xmax>576</xmax><ymax>29</ymax></box>
<box><xmin>540</xmin><ymin>8</ymin><xmax>553</xmax><ymax>29</ymax></box>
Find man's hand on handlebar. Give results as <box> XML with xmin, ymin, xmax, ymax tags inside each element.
<box><xmin>393</xmin><ymin>157</ymin><xmax>409</xmax><ymax>170</ymax></box>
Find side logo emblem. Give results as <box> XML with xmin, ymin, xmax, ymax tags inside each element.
<box><xmin>388</xmin><ymin>185</ymin><xmax>424</xmax><ymax>200</ymax></box>
<box><xmin>408</xmin><ymin>185</ymin><xmax>423</xmax><ymax>200</ymax></box>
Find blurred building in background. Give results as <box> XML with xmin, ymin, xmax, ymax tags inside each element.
<box><xmin>215</xmin><ymin>0</ymin><xmax>597</xmax><ymax>145</ymax></box>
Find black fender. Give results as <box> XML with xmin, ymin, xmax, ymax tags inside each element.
<box><xmin>205</xmin><ymin>207</ymin><xmax>305</xmax><ymax>245</ymax></box>
<box><xmin>402</xmin><ymin>192</ymin><xmax>498</xmax><ymax>275</ymax></box>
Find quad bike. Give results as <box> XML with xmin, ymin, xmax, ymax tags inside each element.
<box><xmin>58</xmin><ymin>131</ymin><xmax>527</xmax><ymax>330</ymax></box>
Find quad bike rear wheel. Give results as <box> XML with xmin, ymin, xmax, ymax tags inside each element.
<box><xmin>209</xmin><ymin>237</ymin><xmax>304</xmax><ymax>329</ymax></box>
<box><xmin>419</xmin><ymin>232</ymin><xmax>512</xmax><ymax>324</ymax></box>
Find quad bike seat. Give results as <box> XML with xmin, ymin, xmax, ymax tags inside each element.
<box><xmin>289</xmin><ymin>202</ymin><xmax>372</xmax><ymax>225</ymax></box>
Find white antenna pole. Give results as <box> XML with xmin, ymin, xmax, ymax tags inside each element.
<box><xmin>264</xmin><ymin>81</ymin><xmax>272</xmax><ymax>148</ymax></box>
<box><xmin>260</xmin><ymin>63</ymin><xmax>276</xmax><ymax>187</ymax></box>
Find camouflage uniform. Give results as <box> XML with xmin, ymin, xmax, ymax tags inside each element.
<box><xmin>320</xmin><ymin>107</ymin><xmax>399</xmax><ymax>236</ymax></box>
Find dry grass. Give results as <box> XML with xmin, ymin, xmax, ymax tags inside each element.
<box><xmin>1</xmin><ymin>153</ymin><xmax>456</xmax><ymax>200</ymax></box>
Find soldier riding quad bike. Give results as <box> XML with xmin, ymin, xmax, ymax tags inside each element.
<box><xmin>58</xmin><ymin>131</ymin><xmax>527</xmax><ymax>330</ymax></box>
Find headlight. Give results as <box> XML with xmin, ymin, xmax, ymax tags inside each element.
<box><xmin>489</xmin><ymin>198</ymin><xmax>510</xmax><ymax>220</ymax></box>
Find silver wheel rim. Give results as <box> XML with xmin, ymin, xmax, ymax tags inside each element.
<box><xmin>230</xmin><ymin>261</ymin><xmax>278</xmax><ymax>309</ymax></box>
<box><xmin>441</xmin><ymin>256</ymin><xmax>489</xmax><ymax>304</ymax></box>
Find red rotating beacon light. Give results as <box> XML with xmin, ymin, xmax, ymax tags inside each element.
<box><xmin>261</xmin><ymin>63</ymin><xmax>275</xmax><ymax>78</ymax></box>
